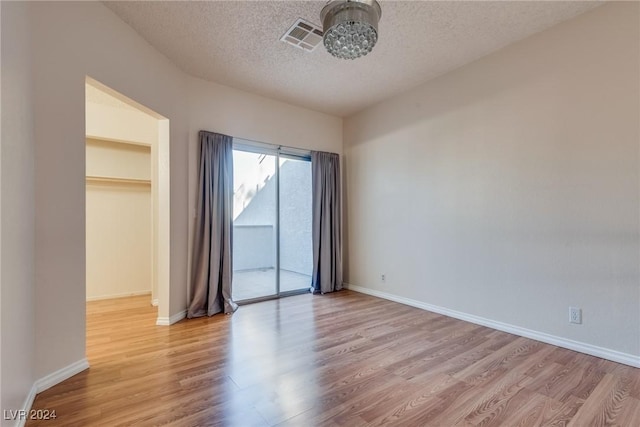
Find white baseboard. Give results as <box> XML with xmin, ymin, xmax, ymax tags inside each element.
<box><xmin>86</xmin><ymin>291</ymin><xmax>151</xmax><ymax>302</ymax></box>
<box><xmin>17</xmin><ymin>385</ymin><xmax>38</xmax><ymax>427</ymax></box>
<box><xmin>156</xmin><ymin>309</ymin><xmax>186</xmax><ymax>326</ymax></box>
<box><xmin>35</xmin><ymin>358</ymin><xmax>90</xmax><ymax>393</ymax></box>
<box><xmin>17</xmin><ymin>359</ymin><xmax>90</xmax><ymax>427</ymax></box>
<box><xmin>344</xmin><ymin>283</ymin><xmax>640</xmax><ymax>368</ymax></box>
<box><xmin>151</xmin><ymin>298</ymin><xmax>159</xmax><ymax>307</ymax></box>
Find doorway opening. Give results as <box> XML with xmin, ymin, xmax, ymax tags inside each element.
<box><xmin>232</xmin><ymin>140</ymin><xmax>312</xmax><ymax>303</ymax></box>
<box><xmin>84</xmin><ymin>77</ymin><xmax>170</xmax><ymax>327</ymax></box>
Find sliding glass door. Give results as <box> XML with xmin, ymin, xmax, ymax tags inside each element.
<box><xmin>232</xmin><ymin>150</ymin><xmax>278</xmax><ymax>301</ymax></box>
<box><xmin>279</xmin><ymin>156</ymin><xmax>313</xmax><ymax>294</ymax></box>
<box><xmin>232</xmin><ymin>144</ymin><xmax>312</xmax><ymax>302</ymax></box>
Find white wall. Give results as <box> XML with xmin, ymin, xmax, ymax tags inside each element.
<box><xmin>1</xmin><ymin>1</ymin><xmax>36</xmax><ymax>422</ymax></box>
<box><xmin>188</xmin><ymin>76</ymin><xmax>343</xmax><ymax>155</ymax></box>
<box><xmin>344</xmin><ymin>3</ymin><xmax>640</xmax><ymax>361</ymax></box>
<box><xmin>29</xmin><ymin>1</ymin><xmax>189</xmax><ymax>380</ymax></box>
<box><xmin>86</xmin><ymin>140</ymin><xmax>152</xmax><ymax>300</ymax></box>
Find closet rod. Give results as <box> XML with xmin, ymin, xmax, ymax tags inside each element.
<box><xmin>86</xmin><ymin>176</ymin><xmax>151</xmax><ymax>186</ymax></box>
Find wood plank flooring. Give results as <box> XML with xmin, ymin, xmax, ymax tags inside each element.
<box><xmin>27</xmin><ymin>291</ymin><xmax>640</xmax><ymax>426</ymax></box>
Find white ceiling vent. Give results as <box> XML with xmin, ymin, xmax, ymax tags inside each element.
<box><xmin>280</xmin><ymin>18</ymin><xmax>323</xmax><ymax>52</ymax></box>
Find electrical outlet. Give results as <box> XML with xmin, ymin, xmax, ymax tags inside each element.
<box><xmin>569</xmin><ymin>307</ymin><xmax>582</xmax><ymax>324</ymax></box>
<box><xmin>381</xmin><ymin>273</ymin><xmax>386</xmax><ymax>282</ymax></box>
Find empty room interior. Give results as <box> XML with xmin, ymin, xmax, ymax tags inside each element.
<box><xmin>1</xmin><ymin>1</ymin><xmax>639</xmax><ymax>426</ymax></box>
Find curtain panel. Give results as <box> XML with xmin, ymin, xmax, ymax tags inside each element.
<box><xmin>188</xmin><ymin>131</ymin><xmax>238</xmax><ymax>318</ymax></box>
<box><xmin>311</xmin><ymin>151</ymin><xmax>343</xmax><ymax>294</ymax></box>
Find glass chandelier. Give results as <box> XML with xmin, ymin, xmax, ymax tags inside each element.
<box><xmin>321</xmin><ymin>0</ymin><xmax>382</xmax><ymax>60</ymax></box>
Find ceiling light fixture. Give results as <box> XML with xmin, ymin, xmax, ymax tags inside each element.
<box><xmin>321</xmin><ymin>0</ymin><xmax>382</xmax><ymax>60</ymax></box>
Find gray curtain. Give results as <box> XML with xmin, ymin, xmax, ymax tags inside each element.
<box><xmin>188</xmin><ymin>131</ymin><xmax>238</xmax><ymax>318</ymax></box>
<box><xmin>311</xmin><ymin>151</ymin><xmax>343</xmax><ymax>294</ymax></box>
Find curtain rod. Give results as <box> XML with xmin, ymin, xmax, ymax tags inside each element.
<box><xmin>231</xmin><ymin>135</ymin><xmax>312</xmax><ymax>156</ymax></box>
<box><xmin>200</xmin><ymin>130</ymin><xmax>338</xmax><ymax>156</ymax></box>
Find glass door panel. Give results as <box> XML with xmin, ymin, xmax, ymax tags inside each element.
<box><xmin>279</xmin><ymin>156</ymin><xmax>313</xmax><ymax>294</ymax></box>
<box><xmin>232</xmin><ymin>149</ymin><xmax>278</xmax><ymax>301</ymax></box>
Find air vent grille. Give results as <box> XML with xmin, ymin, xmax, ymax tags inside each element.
<box><xmin>281</xmin><ymin>18</ymin><xmax>323</xmax><ymax>52</ymax></box>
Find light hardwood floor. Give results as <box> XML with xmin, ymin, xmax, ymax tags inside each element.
<box><xmin>28</xmin><ymin>291</ymin><xmax>640</xmax><ymax>426</ymax></box>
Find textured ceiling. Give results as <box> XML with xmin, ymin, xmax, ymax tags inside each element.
<box><xmin>104</xmin><ymin>1</ymin><xmax>602</xmax><ymax>117</ymax></box>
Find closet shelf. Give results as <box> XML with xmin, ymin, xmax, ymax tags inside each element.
<box><xmin>86</xmin><ymin>175</ymin><xmax>151</xmax><ymax>186</ymax></box>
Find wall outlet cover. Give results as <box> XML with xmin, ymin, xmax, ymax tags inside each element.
<box><xmin>569</xmin><ymin>307</ymin><xmax>582</xmax><ymax>324</ymax></box>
